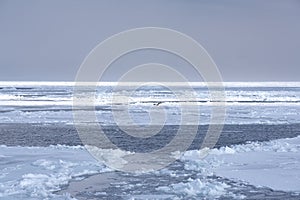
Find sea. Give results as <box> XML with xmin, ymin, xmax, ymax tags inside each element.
<box><xmin>0</xmin><ymin>82</ymin><xmax>300</xmax><ymax>200</ymax></box>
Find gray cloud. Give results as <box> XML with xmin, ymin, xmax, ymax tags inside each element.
<box><xmin>0</xmin><ymin>0</ymin><xmax>299</xmax><ymax>81</ymax></box>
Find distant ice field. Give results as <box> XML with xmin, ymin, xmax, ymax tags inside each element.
<box><xmin>0</xmin><ymin>82</ymin><xmax>299</xmax><ymax>199</ymax></box>
<box><xmin>0</xmin><ymin>82</ymin><xmax>299</xmax><ymax>125</ymax></box>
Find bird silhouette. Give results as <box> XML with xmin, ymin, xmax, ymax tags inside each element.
<box><xmin>154</xmin><ymin>102</ymin><xmax>163</xmax><ymax>106</ymax></box>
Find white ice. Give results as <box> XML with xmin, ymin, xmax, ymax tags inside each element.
<box><xmin>0</xmin><ymin>145</ymin><xmax>110</xmax><ymax>199</ymax></box>
<box><xmin>182</xmin><ymin>136</ymin><xmax>300</xmax><ymax>192</ymax></box>
<box><xmin>156</xmin><ymin>177</ymin><xmax>232</xmax><ymax>198</ymax></box>
<box><xmin>1</xmin><ymin>82</ymin><xmax>300</xmax><ymax>125</ymax></box>
<box><xmin>1</xmin><ymin>136</ymin><xmax>300</xmax><ymax>199</ymax></box>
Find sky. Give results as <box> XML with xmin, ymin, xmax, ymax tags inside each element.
<box><xmin>0</xmin><ymin>0</ymin><xmax>299</xmax><ymax>81</ymax></box>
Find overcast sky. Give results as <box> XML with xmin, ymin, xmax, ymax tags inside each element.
<box><xmin>0</xmin><ymin>0</ymin><xmax>299</xmax><ymax>81</ymax></box>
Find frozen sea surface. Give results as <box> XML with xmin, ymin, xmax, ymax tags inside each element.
<box><xmin>0</xmin><ymin>82</ymin><xmax>299</xmax><ymax>125</ymax></box>
<box><xmin>1</xmin><ymin>136</ymin><xmax>300</xmax><ymax>199</ymax></box>
<box><xmin>0</xmin><ymin>82</ymin><xmax>300</xmax><ymax>199</ymax></box>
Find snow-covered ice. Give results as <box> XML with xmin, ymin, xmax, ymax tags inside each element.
<box><xmin>1</xmin><ymin>82</ymin><xmax>300</xmax><ymax>198</ymax></box>
<box><xmin>1</xmin><ymin>82</ymin><xmax>300</xmax><ymax>125</ymax></box>
<box><xmin>0</xmin><ymin>145</ymin><xmax>110</xmax><ymax>199</ymax></box>
<box><xmin>1</xmin><ymin>136</ymin><xmax>300</xmax><ymax>199</ymax></box>
<box><xmin>182</xmin><ymin>136</ymin><xmax>300</xmax><ymax>192</ymax></box>
<box><xmin>156</xmin><ymin>177</ymin><xmax>230</xmax><ymax>198</ymax></box>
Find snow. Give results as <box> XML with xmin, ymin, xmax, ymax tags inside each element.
<box><xmin>1</xmin><ymin>82</ymin><xmax>300</xmax><ymax>124</ymax></box>
<box><xmin>0</xmin><ymin>145</ymin><xmax>110</xmax><ymax>199</ymax></box>
<box><xmin>1</xmin><ymin>82</ymin><xmax>300</xmax><ymax>197</ymax></box>
<box><xmin>157</xmin><ymin>177</ymin><xmax>231</xmax><ymax>198</ymax></box>
<box><xmin>1</xmin><ymin>136</ymin><xmax>300</xmax><ymax>198</ymax></box>
<box><xmin>86</xmin><ymin>145</ymin><xmax>134</xmax><ymax>170</ymax></box>
<box><xmin>182</xmin><ymin>136</ymin><xmax>300</xmax><ymax>192</ymax></box>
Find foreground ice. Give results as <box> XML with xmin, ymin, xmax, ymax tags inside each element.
<box><xmin>156</xmin><ymin>177</ymin><xmax>231</xmax><ymax>198</ymax></box>
<box><xmin>1</xmin><ymin>136</ymin><xmax>300</xmax><ymax>199</ymax></box>
<box><xmin>182</xmin><ymin>136</ymin><xmax>300</xmax><ymax>192</ymax></box>
<box><xmin>0</xmin><ymin>145</ymin><xmax>110</xmax><ymax>199</ymax></box>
